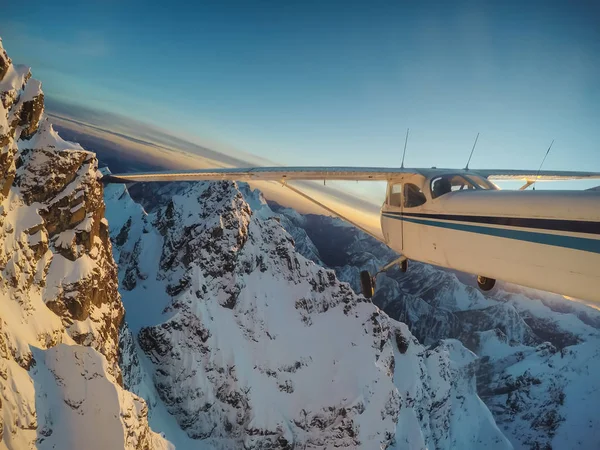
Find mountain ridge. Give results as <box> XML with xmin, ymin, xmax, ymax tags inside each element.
<box><xmin>106</xmin><ymin>177</ymin><xmax>511</xmax><ymax>449</ymax></box>
<box><xmin>0</xmin><ymin>37</ymin><xmax>169</xmax><ymax>450</ymax></box>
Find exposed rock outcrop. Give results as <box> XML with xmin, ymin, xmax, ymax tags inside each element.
<box><xmin>0</xmin><ymin>37</ymin><xmax>168</xmax><ymax>449</ymax></box>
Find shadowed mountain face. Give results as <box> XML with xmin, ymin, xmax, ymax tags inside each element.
<box><xmin>270</xmin><ymin>204</ymin><xmax>600</xmax><ymax>450</ymax></box>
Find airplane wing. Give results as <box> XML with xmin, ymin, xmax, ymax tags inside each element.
<box><xmin>101</xmin><ymin>166</ymin><xmax>395</xmax><ymax>244</ymax></box>
<box><xmin>475</xmin><ymin>169</ymin><xmax>600</xmax><ymax>181</ymax></box>
<box><xmin>101</xmin><ymin>167</ymin><xmax>600</xmax><ymax>184</ymax></box>
<box><xmin>101</xmin><ymin>167</ymin><xmax>413</xmax><ymax>183</ymax></box>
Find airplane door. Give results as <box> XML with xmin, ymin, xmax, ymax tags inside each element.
<box><xmin>382</xmin><ymin>182</ymin><xmax>403</xmax><ymax>251</ymax></box>
<box><xmin>398</xmin><ymin>176</ymin><xmax>428</xmax><ymax>260</ymax></box>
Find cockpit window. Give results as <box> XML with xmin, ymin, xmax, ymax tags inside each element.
<box><xmin>431</xmin><ymin>175</ymin><xmax>478</xmax><ymax>199</ymax></box>
<box><xmin>389</xmin><ymin>183</ymin><xmax>402</xmax><ymax>207</ymax></box>
<box><xmin>464</xmin><ymin>175</ymin><xmax>497</xmax><ymax>190</ymax></box>
<box><xmin>404</xmin><ymin>183</ymin><xmax>427</xmax><ymax>208</ymax></box>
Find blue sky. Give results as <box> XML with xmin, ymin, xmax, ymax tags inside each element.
<box><xmin>2</xmin><ymin>0</ymin><xmax>599</xmax><ymax>193</ymax></box>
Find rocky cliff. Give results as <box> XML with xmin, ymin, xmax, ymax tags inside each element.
<box><xmin>0</xmin><ymin>38</ymin><xmax>168</xmax><ymax>449</ymax></box>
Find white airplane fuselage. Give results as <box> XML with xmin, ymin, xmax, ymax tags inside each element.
<box><xmin>380</xmin><ymin>175</ymin><xmax>600</xmax><ymax>302</ymax></box>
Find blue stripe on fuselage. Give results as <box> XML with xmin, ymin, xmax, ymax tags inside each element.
<box><xmin>381</xmin><ymin>213</ymin><xmax>600</xmax><ymax>254</ymax></box>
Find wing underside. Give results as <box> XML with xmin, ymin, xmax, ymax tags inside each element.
<box><xmin>479</xmin><ymin>169</ymin><xmax>600</xmax><ymax>181</ymax></box>
<box><xmin>100</xmin><ymin>167</ymin><xmax>600</xmax><ymax>184</ymax></box>
<box><xmin>101</xmin><ymin>167</ymin><xmax>412</xmax><ymax>183</ymax></box>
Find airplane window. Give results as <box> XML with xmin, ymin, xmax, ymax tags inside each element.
<box><xmin>465</xmin><ymin>175</ymin><xmax>497</xmax><ymax>190</ymax></box>
<box><xmin>431</xmin><ymin>175</ymin><xmax>478</xmax><ymax>199</ymax></box>
<box><xmin>404</xmin><ymin>183</ymin><xmax>427</xmax><ymax>208</ymax></box>
<box><xmin>389</xmin><ymin>183</ymin><xmax>402</xmax><ymax>206</ymax></box>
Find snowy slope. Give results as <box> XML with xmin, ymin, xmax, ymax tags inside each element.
<box><xmin>0</xmin><ymin>38</ymin><xmax>169</xmax><ymax>449</ymax></box>
<box><xmin>272</xmin><ymin>208</ymin><xmax>600</xmax><ymax>450</ymax></box>
<box><xmin>106</xmin><ymin>179</ymin><xmax>511</xmax><ymax>449</ymax></box>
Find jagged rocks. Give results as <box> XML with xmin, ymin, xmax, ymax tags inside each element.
<box><xmin>0</xmin><ymin>45</ymin><xmax>10</xmax><ymax>81</ymax></box>
<box><xmin>1</xmin><ymin>110</ymin><xmax>124</xmax><ymax>378</ymax></box>
<box><xmin>17</xmin><ymin>89</ymin><xmax>43</xmax><ymax>140</ymax></box>
<box><xmin>0</xmin><ymin>37</ymin><xmax>167</xmax><ymax>449</ymax></box>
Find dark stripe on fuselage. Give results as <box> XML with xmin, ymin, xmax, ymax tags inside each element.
<box><xmin>381</xmin><ymin>213</ymin><xmax>600</xmax><ymax>254</ymax></box>
<box><xmin>383</xmin><ymin>211</ymin><xmax>600</xmax><ymax>235</ymax></box>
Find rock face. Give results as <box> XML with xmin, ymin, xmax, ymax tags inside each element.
<box><xmin>0</xmin><ymin>38</ymin><xmax>168</xmax><ymax>449</ymax></box>
<box><xmin>107</xmin><ymin>179</ymin><xmax>510</xmax><ymax>449</ymax></box>
<box><xmin>272</xmin><ymin>208</ymin><xmax>600</xmax><ymax>450</ymax></box>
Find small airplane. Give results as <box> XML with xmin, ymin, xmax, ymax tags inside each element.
<box><xmin>102</xmin><ymin>166</ymin><xmax>600</xmax><ymax>304</ymax></box>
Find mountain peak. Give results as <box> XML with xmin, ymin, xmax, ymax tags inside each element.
<box><xmin>0</xmin><ymin>39</ymin><xmax>168</xmax><ymax>449</ymax></box>
<box><xmin>108</xmin><ymin>179</ymin><xmax>511</xmax><ymax>449</ymax></box>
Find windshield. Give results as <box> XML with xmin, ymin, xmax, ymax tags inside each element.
<box><xmin>431</xmin><ymin>175</ymin><xmax>478</xmax><ymax>199</ymax></box>
<box><xmin>464</xmin><ymin>174</ymin><xmax>497</xmax><ymax>190</ymax></box>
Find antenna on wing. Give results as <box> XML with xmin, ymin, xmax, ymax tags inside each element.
<box><xmin>464</xmin><ymin>132</ymin><xmax>480</xmax><ymax>170</ymax></box>
<box><xmin>532</xmin><ymin>139</ymin><xmax>554</xmax><ymax>191</ymax></box>
<box><xmin>401</xmin><ymin>128</ymin><xmax>410</xmax><ymax>169</ymax></box>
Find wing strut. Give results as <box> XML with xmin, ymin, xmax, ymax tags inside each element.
<box><xmin>280</xmin><ymin>181</ymin><xmax>387</xmax><ymax>245</ymax></box>
<box><xmin>519</xmin><ymin>180</ymin><xmax>535</xmax><ymax>190</ymax></box>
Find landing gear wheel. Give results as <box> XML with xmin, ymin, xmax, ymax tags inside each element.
<box><xmin>400</xmin><ymin>259</ymin><xmax>408</xmax><ymax>273</ymax></box>
<box><xmin>360</xmin><ymin>270</ymin><xmax>376</xmax><ymax>298</ymax></box>
<box><xmin>477</xmin><ymin>276</ymin><xmax>496</xmax><ymax>292</ymax></box>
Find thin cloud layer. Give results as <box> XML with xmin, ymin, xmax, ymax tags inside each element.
<box><xmin>47</xmin><ymin>98</ymin><xmax>383</xmax><ymax>236</ymax></box>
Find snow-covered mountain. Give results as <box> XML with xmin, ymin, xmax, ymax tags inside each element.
<box><xmin>0</xmin><ymin>38</ymin><xmax>169</xmax><ymax>449</ymax></box>
<box><xmin>105</xmin><ymin>179</ymin><xmax>511</xmax><ymax>449</ymax></box>
<box><xmin>271</xmin><ymin>208</ymin><xmax>600</xmax><ymax>450</ymax></box>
